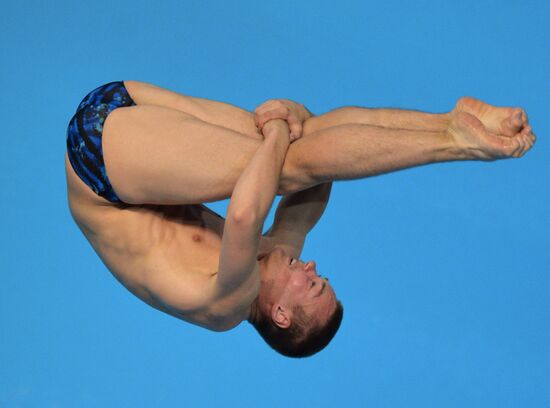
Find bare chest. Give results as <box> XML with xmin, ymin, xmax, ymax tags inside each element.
<box><xmin>74</xmin><ymin>201</ymin><xmax>225</xmax><ymax>295</ymax></box>
<box><xmin>150</xmin><ymin>204</ymin><xmax>225</xmax><ymax>273</ymax></box>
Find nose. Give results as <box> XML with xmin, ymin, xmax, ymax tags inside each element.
<box><xmin>304</xmin><ymin>261</ymin><xmax>317</xmax><ymax>273</ymax></box>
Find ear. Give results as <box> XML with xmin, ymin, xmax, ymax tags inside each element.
<box><xmin>271</xmin><ymin>305</ymin><xmax>292</xmax><ymax>329</ymax></box>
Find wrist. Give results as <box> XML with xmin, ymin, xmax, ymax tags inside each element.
<box><xmin>264</xmin><ymin>132</ymin><xmax>290</xmax><ymax>154</ymax></box>
<box><xmin>263</xmin><ymin>119</ymin><xmax>290</xmax><ymax>142</ymax></box>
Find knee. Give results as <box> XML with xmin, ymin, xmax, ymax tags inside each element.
<box><xmin>278</xmin><ymin>150</ymin><xmax>317</xmax><ymax>194</ymax></box>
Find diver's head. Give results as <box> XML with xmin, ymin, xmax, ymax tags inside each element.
<box><xmin>249</xmin><ymin>247</ymin><xmax>344</xmax><ymax>357</ymax></box>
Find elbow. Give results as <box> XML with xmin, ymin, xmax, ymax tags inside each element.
<box><xmin>228</xmin><ymin>206</ymin><xmax>261</xmax><ymax>228</ymax></box>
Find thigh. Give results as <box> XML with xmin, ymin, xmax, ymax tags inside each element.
<box><xmin>103</xmin><ymin>104</ymin><xmax>261</xmax><ymax>205</ymax></box>
<box><xmin>124</xmin><ymin>80</ymin><xmax>262</xmax><ymax>140</ymax></box>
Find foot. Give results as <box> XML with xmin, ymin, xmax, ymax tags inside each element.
<box><xmin>448</xmin><ymin>111</ymin><xmax>535</xmax><ymax>161</ymax></box>
<box><xmin>453</xmin><ymin>96</ymin><xmax>528</xmax><ymax>137</ymax></box>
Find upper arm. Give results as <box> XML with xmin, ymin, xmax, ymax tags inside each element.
<box><xmin>141</xmin><ymin>270</ymin><xmax>246</xmax><ymax>331</ymax></box>
<box><xmin>215</xmin><ymin>213</ymin><xmax>262</xmax><ymax>298</ymax></box>
<box><xmin>133</xmin><ymin>265</ymin><xmax>215</xmax><ymax>320</ymax></box>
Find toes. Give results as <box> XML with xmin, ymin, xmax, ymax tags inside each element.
<box><xmin>520</xmin><ymin>135</ymin><xmax>530</xmax><ymax>157</ymax></box>
<box><xmin>515</xmin><ymin>133</ymin><xmax>535</xmax><ymax>158</ymax></box>
<box><xmin>511</xmin><ymin>109</ymin><xmax>523</xmax><ymax>128</ymax></box>
<box><xmin>526</xmin><ymin>136</ymin><xmax>534</xmax><ymax>152</ymax></box>
<box><xmin>522</xmin><ymin>125</ymin><xmax>537</xmax><ymax>145</ymax></box>
<box><xmin>503</xmin><ymin>132</ymin><xmax>525</xmax><ymax>158</ymax></box>
<box><xmin>525</xmin><ymin>128</ymin><xmax>536</xmax><ymax>150</ymax></box>
<box><xmin>504</xmin><ymin>124</ymin><xmax>536</xmax><ymax>159</ymax></box>
<box><xmin>512</xmin><ymin>135</ymin><xmax>526</xmax><ymax>158</ymax></box>
<box><xmin>501</xmin><ymin>108</ymin><xmax>524</xmax><ymax>136</ymax></box>
<box><xmin>523</xmin><ymin>133</ymin><xmax>534</xmax><ymax>156</ymax></box>
<box><xmin>497</xmin><ymin>133</ymin><xmax>519</xmax><ymax>158</ymax></box>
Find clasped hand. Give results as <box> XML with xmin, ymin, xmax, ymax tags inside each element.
<box><xmin>254</xmin><ymin>99</ymin><xmax>312</xmax><ymax>142</ymax></box>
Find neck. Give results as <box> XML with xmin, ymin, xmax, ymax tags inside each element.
<box><xmin>249</xmin><ymin>263</ymin><xmax>277</xmax><ymax>324</ymax></box>
<box><xmin>248</xmin><ymin>296</ymin><xmax>261</xmax><ymax>323</ymax></box>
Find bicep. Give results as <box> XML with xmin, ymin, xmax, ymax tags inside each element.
<box><xmin>216</xmin><ymin>215</ymin><xmax>262</xmax><ymax>296</ymax></box>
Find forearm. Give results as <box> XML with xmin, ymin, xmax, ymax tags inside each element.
<box><xmin>216</xmin><ymin>120</ymin><xmax>290</xmax><ymax>293</ymax></box>
<box><xmin>227</xmin><ymin>119</ymin><xmax>290</xmax><ymax>223</ymax></box>
<box><xmin>269</xmin><ymin>182</ymin><xmax>332</xmax><ymax>236</ymax></box>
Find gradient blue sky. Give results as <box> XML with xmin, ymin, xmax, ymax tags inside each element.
<box><xmin>1</xmin><ymin>1</ymin><xmax>549</xmax><ymax>407</ymax></box>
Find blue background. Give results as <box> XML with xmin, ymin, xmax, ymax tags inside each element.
<box><xmin>1</xmin><ymin>0</ymin><xmax>549</xmax><ymax>406</ymax></box>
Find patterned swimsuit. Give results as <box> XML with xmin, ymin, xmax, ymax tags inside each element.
<box><xmin>66</xmin><ymin>81</ymin><xmax>136</xmax><ymax>203</ymax></box>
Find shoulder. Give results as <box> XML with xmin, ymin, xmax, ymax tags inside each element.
<box><xmin>202</xmin><ymin>265</ymin><xmax>261</xmax><ymax>331</ymax></box>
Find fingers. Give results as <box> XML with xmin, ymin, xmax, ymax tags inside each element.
<box><xmin>256</xmin><ymin>108</ymin><xmax>289</xmax><ymax>130</ymax></box>
<box><xmin>254</xmin><ymin>99</ymin><xmax>305</xmax><ymax>141</ymax></box>
<box><xmin>254</xmin><ymin>100</ymin><xmax>289</xmax><ymax>130</ymax></box>
<box><xmin>286</xmin><ymin>114</ymin><xmax>303</xmax><ymax>141</ymax></box>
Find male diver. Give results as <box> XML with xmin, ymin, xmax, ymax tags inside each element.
<box><xmin>66</xmin><ymin>80</ymin><xmax>535</xmax><ymax>357</ymax></box>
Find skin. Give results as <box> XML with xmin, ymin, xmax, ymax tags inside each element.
<box><xmin>253</xmin><ymin>248</ymin><xmax>337</xmax><ymax>329</ymax></box>
<box><xmin>65</xmin><ymin>80</ymin><xmax>535</xmax><ymax>332</ymax></box>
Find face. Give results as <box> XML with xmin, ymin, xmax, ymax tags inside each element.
<box><xmin>260</xmin><ymin>247</ymin><xmax>338</xmax><ymax>327</ymax></box>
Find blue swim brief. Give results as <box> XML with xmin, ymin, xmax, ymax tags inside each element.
<box><xmin>66</xmin><ymin>81</ymin><xmax>136</xmax><ymax>203</ymax></box>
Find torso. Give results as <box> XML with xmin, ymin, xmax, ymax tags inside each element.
<box><xmin>65</xmin><ymin>83</ymin><xmax>257</xmax><ymax>330</ymax></box>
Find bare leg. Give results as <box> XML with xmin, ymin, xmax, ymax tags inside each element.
<box><xmin>305</xmin><ymin>107</ymin><xmax>450</xmax><ymax>134</ymax></box>
<box><xmin>283</xmin><ymin>124</ymin><xmax>458</xmax><ymax>191</ymax></box>
<box><xmin>104</xmin><ymin>104</ymin><xmax>460</xmax><ymax>204</ymax></box>
<box><xmin>124</xmin><ymin>80</ymin><xmax>449</xmax><ymax>138</ymax></box>
<box><xmin>103</xmin><ymin>101</ymin><xmax>534</xmax><ymax>205</ymax></box>
<box><xmin>103</xmin><ymin>105</ymin><xmax>263</xmax><ymax>204</ymax></box>
<box><xmin>284</xmin><ymin>111</ymin><xmax>534</xmax><ymax>191</ymax></box>
<box><xmin>303</xmin><ymin>97</ymin><xmax>530</xmax><ymax>135</ymax></box>
<box><xmin>124</xmin><ymin>80</ymin><xmax>530</xmax><ymax>140</ymax></box>
<box><xmin>103</xmin><ymin>81</ymin><xmax>534</xmax><ymax>204</ymax></box>
<box><xmin>123</xmin><ymin>80</ymin><xmax>263</xmax><ymax>139</ymax></box>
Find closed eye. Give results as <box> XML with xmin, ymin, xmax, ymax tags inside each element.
<box><xmin>314</xmin><ymin>281</ymin><xmax>327</xmax><ymax>298</ymax></box>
